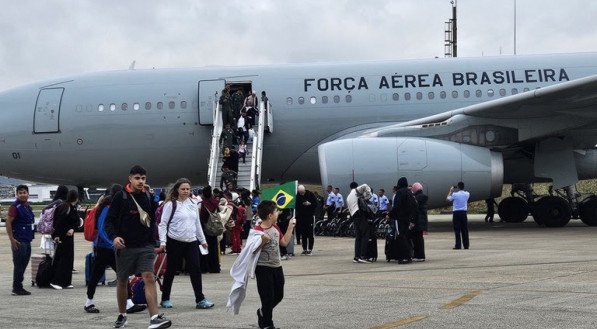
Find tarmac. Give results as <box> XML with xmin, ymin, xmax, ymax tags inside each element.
<box><xmin>1</xmin><ymin>215</ymin><xmax>597</xmax><ymax>329</ymax></box>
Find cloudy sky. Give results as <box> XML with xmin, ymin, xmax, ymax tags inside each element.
<box><xmin>0</xmin><ymin>0</ymin><xmax>595</xmax><ymax>91</ymax></box>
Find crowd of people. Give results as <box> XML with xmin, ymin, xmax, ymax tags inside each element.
<box><xmin>6</xmin><ymin>163</ymin><xmax>472</xmax><ymax>329</ymax></box>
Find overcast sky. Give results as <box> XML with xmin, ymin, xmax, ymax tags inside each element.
<box><xmin>0</xmin><ymin>0</ymin><xmax>595</xmax><ymax>91</ymax></box>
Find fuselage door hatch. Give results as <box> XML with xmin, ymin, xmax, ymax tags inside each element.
<box><xmin>198</xmin><ymin>79</ymin><xmax>226</xmax><ymax>125</ymax></box>
<box><xmin>33</xmin><ymin>88</ymin><xmax>64</xmax><ymax>134</ymax></box>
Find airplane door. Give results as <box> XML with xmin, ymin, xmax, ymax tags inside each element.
<box><xmin>33</xmin><ymin>88</ymin><xmax>64</xmax><ymax>133</ymax></box>
<box><xmin>198</xmin><ymin>79</ymin><xmax>225</xmax><ymax>125</ymax></box>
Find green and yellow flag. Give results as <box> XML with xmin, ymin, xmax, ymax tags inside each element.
<box><xmin>261</xmin><ymin>181</ymin><xmax>298</xmax><ymax>209</ymax></box>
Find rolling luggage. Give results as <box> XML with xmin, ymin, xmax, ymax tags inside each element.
<box><xmin>85</xmin><ymin>252</ymin><xmax>106</xmax><ymax>286</ymax></box>
<box><xmin>154</xmin><ymin>252</ymin><xmax>168</xmax><ymax>291</ymax></box>
<box><xmin>35</xmin><ymin>254</ymin><xmax>54</xmax><ymax>288</ymax></box>
<box><xmin>31</xmin><ymin>254</ymin><xmax>47</xmax><ymax>286</ymax></box>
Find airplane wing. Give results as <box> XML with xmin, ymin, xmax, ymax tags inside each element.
<box><xmin>366</xmin><ymin>74</ymin><xmax>597</xmax><ymax>147</ymax></box>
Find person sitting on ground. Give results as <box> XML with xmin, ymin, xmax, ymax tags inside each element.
<box><xmin>158</xmin><ymin>178</ymin><xmax>213</xmax><ymax>310</ymax></box>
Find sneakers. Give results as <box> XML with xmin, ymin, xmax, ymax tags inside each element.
<box><xmin>301</xmin><ymin>250</ymin><xmax>308</xmax><ymax>255</ymax></box>
<box><xmin>84</xmin><ymin>304</ymin><xmax>100</xmax><ymax>313</ymax></box>
<box><xmin>357</xmin><ymin>258</ymin><xmax>370</xmax><ymax>263</ymax></box>
<box><xmin>353</xmin><ymin>257</ymin><xmax>359</xmax><ymax>263</ymax></box>
<box><xmin>148</xmin><ymin>314</ymin><xmax>171</xmax><ymax>329</ymax></box>
<box><xmin>65</xmin><ymin>285</ymin><xmax>74</xmax><ymax>289</ymax></box>
<box><xmin>126</xmin><ymin>304</ymin><xmax>147</xmax><ymax>314</ymax></box>
<box><xmin>160</xmin><ymin>300</ymin><xmax>173</xmax><ymax>308</ymax></box>
<box><xmin>50</xmin><ymin>283</ymin><xmax>63</xmax><ymax>290</ymax></box>
<box><xmin>412</xmin><ymin>258</ymin><xmax>426</xmax><ymax>262</ymax></box>
<box><xmin>280</xmin><ymin>255</ymin><xmax>289</xmax><ymax>260</ymax></box>
<box><xmin>11</xmin><ymin>289</ymin><xmax>31</xmax><ymax>296</ymax></box>
<box><xmin>114</xmin><ymin>314</ymin><xmax>127</xmax><ymax>328</ymax></box>
<box><xmin>196</xmin><ymin>298</ymin><xmax>215</xmax><ymax>309</ymax></box>
<box><xmin>306</xmin><ymin>250</ymin><xmax>313</xmax><ymax>256</ymax></box>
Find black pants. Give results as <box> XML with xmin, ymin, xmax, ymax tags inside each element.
<box><xmin>409</xmin><ymin>230</ymin><xmax>425</xmax><ymax>259</ymax></box>
<box><xmin>299</xmin><ymin>215</ymin><xmax>314</xmax><ymax>251</ymax></box>
<box><xmin>87</xmin><ymin>247</ymin><xmax>117</xmax><ymax>299</ymax></box>
<box><xmin>200</xmin><ymin>234</ymin><xmax>220</xmax><ymax>273</ymax></box>
<box><xmin>452</xmin><ymin>211</ymin><xmax>469</xmax><ymax>249</ymax></box>
<box><xmin>161</xmin><ymin>238</ymin><xmax>204</xmax><ymax>303</ymax></box>
<box><xmin>354</xmin><ymin>218</ymin><xmax>369</xmax><ymax>259</ymax></box>
<box><xmin>51</xmin><ymin>236</ymin><xmax>74</xmax><ymax>287</ymax></box>
<box><xmin>255</xmin><ymin>266</ymin><xmax>285</xmax><ymax>328</ymax></box>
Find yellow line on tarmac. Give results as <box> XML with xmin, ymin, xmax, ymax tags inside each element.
<box><xmin>441</xmin><ymin>290</ymin><xmax>482</xmax><ymax>310</ymax></box>
<box><xmin>369</xmin><ymin>315</ymin><xmax>427</xmax><ymax>329</ymax></box>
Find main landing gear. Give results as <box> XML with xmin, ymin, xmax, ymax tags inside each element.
<box><xmin>498</xmin><ymin>183</ymin><xmax>597</xmax><ymax>227</ymax></box>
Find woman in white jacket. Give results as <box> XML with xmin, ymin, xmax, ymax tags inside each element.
<box><xmin>158</xmin><ymin>178</ymin><xmax>214</xmax><ymax>309</ymax></box>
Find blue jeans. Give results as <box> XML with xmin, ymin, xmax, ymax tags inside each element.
<box><xmin>12</xmin><ymin>240</ymin><xmax>31</xmax><ymax>290</ymax></box>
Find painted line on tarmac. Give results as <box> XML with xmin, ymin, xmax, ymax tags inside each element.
<box><xmin>369</xmin><ymin>315</ymin><xmax>427</xmax><ymax>329</ymax></box>
<box><xmin>440</xmin><ymin>290</ymin><xmax>482</xmax><ymax>310</ymax></box>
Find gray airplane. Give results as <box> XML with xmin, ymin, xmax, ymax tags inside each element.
<box><xmin>1</xmin><ymin>52</ymin><xmax>597</xmax><ymax>227</ymax></box>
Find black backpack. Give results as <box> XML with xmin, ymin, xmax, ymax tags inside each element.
<box><xmin>36</xmin><ymin>254</ymin><xmax>54</xmax><ymax>288</ymax></box>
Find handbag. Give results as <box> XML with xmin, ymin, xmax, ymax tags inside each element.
<box><xmin>130</xmin><ymin>194</ymin><xmax>151</xmax><ymax>227</ymax></box>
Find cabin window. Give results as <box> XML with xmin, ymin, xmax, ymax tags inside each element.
<box><xmin>333</xmin><ymin>95</ymin><xmax>340</xmax><ymax>103</ymax></box>
<box><xmin>169</xmin><ymin>101</ymin><xmax>175</xmax><ymax>109</ymax></box>
<box><xmin>523</xmin><ymin>87</ymin><xmax>530</xmax><ymax>92</ymax></box>
<box><xmin>487</xmin><ymin>89</ymin><xmax>495</xmax><ymax>97</ymax></box>
<box><xmin>440</xmin><ymin>91</ymin><xmax>446</xmax><ymax>99</ymax></box>
<box><xmin>511</xmin><ymin>88</ymin><xmax>518</xmax><ymax>95</ymax></box>
<box><xmin>452</xmin><ymin>91</ymin><xmax>458</xmax><ymax>98</ymax></box>
<box><xmin>475</xmin><ymin>89</ymin><xmax>482</xmax><ymax>98</ymax></box>
<box><xmin>428</xmin><ymin>92</ymin><xmax>435</xmax><ymax>100</ymax></box>
<box><xmin>392</xmin><ymin>93</ymin><xmax>399</xmax><ymax>101</ymax></box>
<box><xmin>180</xmin><ymin>101</ymin><xmax>187</xmax><ymax>109</ymax></box>
<box><xmin>404</xmin><ymin>92</ymin><xmax>411</xmax><ymax>101</ymax></box>
<box><xmin>110</xmin><ymin>103</ymin><xmax>116</xmax><ymax>111</ymax></box>
<box><xmin>499</xmin><ymin>88</ymin><xmax>506</xmax><ymax>97</ymax></box>
<box><xmin>133</xmin><ymin>103</ymin><xmax>140</xmax><ymax>111</ymax></box>
<box><xmin>157</xmin><ymin>102</ymin><xmax>163</xmax><ymax>110</ymax></box>
<box><xmin>286</xmin><ymin>97</ymin><xmax>293</xmax><ymax>105</ymax></box>
<box><xmin>416</xmin><ymin>92</ymin><xmax>422</xmax><ymax>100</ymax></box>
<box><xmin>310</xmin><ymin>96</ymin><xmax>317</xmax><ymax>104</ymax></box>
<box><xmin>298</xmin><ymin>97</ymin><xmax>304</xmax><ymax>105</ymax></box>
<box><xmin>464</xmin><ymin>90</ymin><xmax>470</xmax><ymax>98</ymax></box>
<box><xmin>122</xmin><ymin>103</ymin><xmax>128</xmax><ymax>111</ymax></box>
<box><xmin>345</xmin><ymin>95</ymin><xmax>352</xmax><ymax>103</ymax></box>
<box><xmin>322</xmin><ymin>96</ymin><xmax>328</xmax><ymax>104</ymax></box>
<box><xmin>145</xmin><ymin>102</ymin><xmax>152</xmax><ymax>110</ymax></box>
<box><xmin>98</xmin><ymin>104</ymin><xmax>104</xmax><ymax>112</ymax></box>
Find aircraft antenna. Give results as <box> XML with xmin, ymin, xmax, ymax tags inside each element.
<box><xmin>444</xmin><ymin>0</ymin><xmax>457</xmax><ymax>57</ymax></box>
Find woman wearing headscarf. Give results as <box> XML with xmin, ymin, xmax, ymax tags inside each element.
<box><xmin>410</xmin><ymin>182</ymin><xmax>428</xmax><ymax>262</ymax></box>
<box><xmin>199</xmin><ymin>186</ymin><xmax>221</xmax><ymax>273</ymax></box>
<box><xmin>50</xmin><ymin>190</ymin><xmax>80</xmax><ymax>289</ymax></box>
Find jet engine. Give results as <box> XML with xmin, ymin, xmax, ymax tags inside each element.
<box><xmin>318</xmin><ymin>137</ymin><xmax>503</xmax><ymax>208</ymax></box>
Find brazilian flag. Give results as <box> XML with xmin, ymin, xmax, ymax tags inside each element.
<box><xmin>261</xmin><ymin>181</ymin><xmax>298</xmax><ymax>209</ymax></box>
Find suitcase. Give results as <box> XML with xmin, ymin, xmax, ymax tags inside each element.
<box><xmin>154</xmin><ymin>252</ymin><xmax>167</xmax><ymax>291</ymax></box>
<box><xmin>31</xmin><ymin>254</ymin><xmax>47</xmax><ymax>286</ymax></box>
<box><xmin>85</xmin><ymin>252</ymin><xmax>106</xmax><ymax>286</ymax></box>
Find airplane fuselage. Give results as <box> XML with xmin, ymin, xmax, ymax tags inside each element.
<box><xmin>1</xmin><ymin>53</ymin><xmax>597</xmax><ymax>188</ymax></box>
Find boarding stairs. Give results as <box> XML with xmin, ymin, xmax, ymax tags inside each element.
<box><xmin>207</xmin><ymin>100</ymin><xmax>273</xmax><ymax>192</ymax></box>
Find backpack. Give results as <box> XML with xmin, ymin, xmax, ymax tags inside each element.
<box><xmin>36</xmin><ymin>254</ymin><xmax>54</xmax><ymax>288</ymax></box>
<box><xmin>129</xmin><ymin>276</ymin><xmax>146</xmax><ymax>304</ymax></box>
<box><xmin>83</xmin><ymin>207</ymin><xmax>98</xmax><ymax>242</ymax></box>
<box><xmin>204</xmin><ymin>208</ymin><xmax>225</xmax><ymax>236</ymax></box>
<box><xmin>152</xmin><ymin>201</ymin><xmax>177</xmax><ymax>242</ymax></box>
<box><xmin>37</xmin><ymin>201</ymin><xmax>62</xmax><ymax>234</ymax></box>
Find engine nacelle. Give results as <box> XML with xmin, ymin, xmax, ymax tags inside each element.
<box><xmin>318</xmin><ymin>137</ymin><xmax>503</xmax><ymax>208</ymax></box>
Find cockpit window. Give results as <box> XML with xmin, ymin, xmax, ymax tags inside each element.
<box><xmin>98</xmin><ymin>104</ymin><xmax>104</xmax><ymax>112</ymax></box>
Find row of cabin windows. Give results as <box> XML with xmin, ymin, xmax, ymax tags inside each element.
<box><xmin>97</xmin><ymin>101</ymin><xmax>188</xmax><ymax>112</ymax></box>
<box><xmin>287</xmin><ymin>87</ymin><xmax>532</xmax><ymax>105</ymax></box>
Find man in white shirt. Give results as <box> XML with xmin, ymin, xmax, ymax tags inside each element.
<box><xmin>446</xmin><ymin>181</ymin><xmax>470</xmax><ymax>250</ymax></box>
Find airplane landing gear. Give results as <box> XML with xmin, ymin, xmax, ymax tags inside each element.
<box><xmin>579</xmin><ymin>195</ymin><xmax>597</xmax><ymax>226</ymax></box>
<box><xmin>498</xmin><ymin>197</ymin><xmax>529</xmax><ymax>223</ymax></box>
<box><xmin>533</xmin><ymin>196</ymin><xmax>571</xmax><ymax>227</ymax></box>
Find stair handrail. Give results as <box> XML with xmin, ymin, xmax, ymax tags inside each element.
<box><xmin>207</xmin><ymin>101</ymin><xmax>223</xmax><ymax>187</ymax></box>
<box><xmin>249</xmin><ymin>100</ymin><xmax>267</xmax><ymax>191</ymax></box>
<box><xmin>265</xmin><ymin>101</ymin><xmax>273</xmax><ymax>133</ymax></box>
